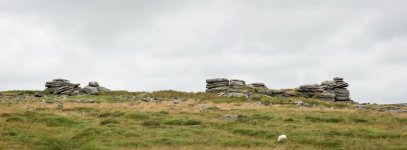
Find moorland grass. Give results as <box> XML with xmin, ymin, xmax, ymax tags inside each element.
<box><xmin>0</xmin><ymin>91</ymin><xmax>406</xmax><ymax>149</ymax></box>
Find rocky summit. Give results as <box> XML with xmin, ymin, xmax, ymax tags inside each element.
<box><xmin>205</xmin><ymin>77</ymin><xmax>352</xmax><ymax>102</ymax></box>
<box><xmin>44</xmin><ymin>79</ymin><xmax>82</xmax><ymax>95</ymax></box>
<box><xmin>44</xmin><ymin>79</ymin><xmax>110</xmax><ymax>95</ymax></box>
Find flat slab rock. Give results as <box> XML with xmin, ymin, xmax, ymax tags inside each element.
<box><xmin>206</xmin><ymin>78</ymin><xmax>229</xmax><ymax>83</ymax></box>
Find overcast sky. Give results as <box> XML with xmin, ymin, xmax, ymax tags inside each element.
<box><xmin>0</xmin><ymin>0</ymin><xmax>406</xmax><ymax>104</ymax></box>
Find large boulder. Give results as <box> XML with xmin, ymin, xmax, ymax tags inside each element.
<box><xmin>298</xmin><ymin>84</ymin><xmax>322</xmax><ymax>98</ymax></box>
<box><xmin>89</xmin><ymin>81</ymin><xmax>99</xmax><ymax>87</ymax></box>
<box><xmin>83</xmin><ymin>86</ymin><xmax>99</xmax><ymax>95</ymax></box>
<box><xmin>332</xmin><ymin>77</ymin><xmax>351</xmax><ymax>101</ymax></box>
<box><xmin>83</xmin><ymin>81</ymin><xmax>110</xmax><ymax>95</ymax></box>
<box><xmin>206</xmin><ymin>78</ymin><xmax>230</xmax><ymax>93</ymax></box>
<box><xmin>44</xmin><ymin>79</ymin><xmax>82</xmax><ymax>95</ymax></box>
<box><xmin>230</xmin><ymin>79</ymin><xmax>246</xmax><ymax>86</ymax></box>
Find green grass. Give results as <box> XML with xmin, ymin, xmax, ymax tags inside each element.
<box><xmin>0</xmin><ymin>90</ymin><xmax>406</xmax><ymax>149</ymax></box>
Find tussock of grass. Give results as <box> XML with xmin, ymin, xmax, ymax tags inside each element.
<box><xmin>98</xmin><ymin>111</ymin><xmax>125</xmax><ymax>118</ymax></box>
<box><xmin>100</xmin><ymin>119</ymin><xmax>119</xmax><ymax>125</ymax></box>
<box><xmin>127</xmin><ymin>112</ymin><xmax>150</xmax><ymax>120</ymax></box>
<box><xmin>163</xmin><ymin>118</ymin><xmax>202</xmax><ymax>126</ymax></box>
<box><xmin>141</xmin><ymin>120</ymin><xmax>161</xmax><ymax>127</ymax></box>
<box><xmin>305</xmin><ymin>115</ymin><xmax>344</xmax><ymax>123</ymax></box>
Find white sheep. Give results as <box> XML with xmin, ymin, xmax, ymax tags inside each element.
<box><xmin>278</xmin><ymin>134</ymin><xmax>287</xmax><ymax>142</ymax></box>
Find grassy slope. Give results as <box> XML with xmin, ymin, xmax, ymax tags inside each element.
<box><xmin>0</xmin><ymin>91</ymin><xmax>406</xmax><ymax>150</ymax></box>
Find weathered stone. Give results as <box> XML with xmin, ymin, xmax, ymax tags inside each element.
<box><xmin>57</xmin><ymin>103</ymin><xmax>64</xmax><ymax>110</ymax></box>
<box><xmin>206</xmin><ymin>82</ymin><xmax>229</xmax><ymax>89</ymax></box>
<box><xmin>98</xmin><ymin>86</ymin><xmax>110</xmax><ymax>92</ymax></box>
<box><xmin>34</xmin><ymin>92</ymin><xmax>44</xmax><ymax>97</ymax></box>
<box><xmin>230</xmin><ymin>79</ymin><xmax>245</xmax><ymax>86</ymax></box>
<box><xmin>296</xmin><ymin>100</ymin><xmax>309</xmax><ymax>106</ymax></box>
<box><xmin>206</xmin><ymin>86</ymin><xmax>229</xmax><ymax>93</ymax></box>
<box><xmin>266</xmin><ymin>89</ymin><xmax>285</xmax><ymax>95</ymax></box>
<box><xmin>220</xmin><ymin>114</ymin><xmax>239</xmax><ymax>121</ymax></box>
<box><xmin>83</xmin><ymin>86</ymin><xmax>99</xmax><ymax>95</ymax></box>
<box><xmin>333</xmin><ymin>88</ymin><xmax>349</xmax><ymax>95</ymax></box>
<box><xmin>44</xmin><ymin>79</ymin><xmax>82</xmax><ymax>95</ymax></box>
<box><xmin>206</xmin><ymin>78</ymin><xmax>229</xmax><ymax>83</ymax></box>
<box><xmin>89</xmin><ymin>81</ymin><xmax>99</xmax><ymax>87</ymax></box>
<box><xmin>227</xmin><ymin>93</ymin><xmax>248</xmax><ymax>98</ymax></box>
<box><xmin>317</xmin><ymin>92</ymin><xmax>335</xmax><ymax>101</ymax></box>
<box><xmin>251</xmin><ymin>83</ymin><xmax>267</xmax><ymax>88</ymax></box>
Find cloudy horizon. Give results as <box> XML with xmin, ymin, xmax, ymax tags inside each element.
<box><xmin>1</xmin><ymin>0</ymin><xmax>406</xmax><ymax>104</ymax></box>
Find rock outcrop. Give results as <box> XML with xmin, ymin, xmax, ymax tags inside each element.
<box><xmin>44</xmin><ymin>79</ymin><xmax>110</xmax><ymax>95</ymax></box>
<box><xmin>83</xmin><ymin>81</ymin><xmax>110</xmax><ymax>95</ymax></box>
<box><xmin>298</xmin><ymin>84</ymin><xmax>322</xmax><ymax>98</ymax></box>
<box><xmin>318</xmin><ymin>77</ymin><xmax>351</xmax><ymax>101</ymax></box>
<box><xmin>332</xmin><ymin>77</ymin><xmax>351</xmax><ymax>101</ymax></box>
<box><xmin>205</xmin><ymin>77</ymin><xmax>352</xmax><ymax>102</ymax></box>
<box><xmin>45</xmin><ymin>79</ymin><xmax>82</xmax><ymax>95</ymax></box>
<box><xmin>206</xmin><ymin>78</ymin><xmax>230</xmax><ymax>93</ymax></box>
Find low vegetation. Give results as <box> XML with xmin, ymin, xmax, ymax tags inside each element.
<box><xmin>0</xmin><ymin>90</ymin><xmax>406</xmax><ymax>149</ymax></box>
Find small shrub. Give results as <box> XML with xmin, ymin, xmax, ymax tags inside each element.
<box><xmin>72</xmin><ymin>128</ymin><xmax>103</xmax><ymax>139</ymax></box>
<box><xmin>159</xmin><ymin>111</ymin><xmax>169</xmax><ymax>115</ymax></box>
<box><xmin>3</xmin><ymin>130</ymin><xmax>18</xmax><ymax>136</ymax></box>
<box><xmin>100</xmin><ymin>119</ymin><xmax>119</xmax><ymax>125</ymax></box>
<box><xmin>230</xmin><ymin>128</ymin><xmax>267</xmax><ymax>137</ymax></box>
<box><xmin>305</xmin><ymin>116</ymin><xmax>343</xmax><ymax>123</ymax></box>
<box><xmin>163</xmin><ymin>118</ymin><xmax>201</xmax><ymax>126</ymax></box>
<box><xmin>251</xmin><ymin>114</ymin><xmax>273</xmax><ymax>120</ymax></box>
<box><xmin>141</xmin><ymin>120</ymin><xmax>160</xmax><ymax>127</ymax></box>
<box><xmin>98</xmin><ymin>111</ymin><xmax>125</xmax><ymax>118</ymax></box>
<box><xmin>284</xmin><ymin>118</ymin><xmax>295</xmax><ymax>122</ymax></box>
<box><xmin>127</xmin><ymin>113</ymin><xmax>149</xmax><ymax>120</ymax></box>
<box><xmin>220</xmin><ymin>140</ymin><xmax>267</xmax><ymax>147</ymax></box>
<box><xmin>237</xmin><ymin>115</ymin><xmax>250</xmax><ymax>123</ymax></box>
<box><xmin>353</xmin><ymin>118</ymin><xmax>369</xmax><ymax>123</ymax></box>
<box><xmin>0</xmin><ymin>113</ymin><xmax>11</xmax><ymax>117</ymax></box>
<box><xmin>396</xmin><ymin>118</ymin><xmax>407</xmax><ymax>124</ymax></box>
<box><xmin>6</xmin><ymin>117</ymin><xmax>24</xmax><ymax>122</ymax></box>
<box><xmin>206</xmin><ymin>106</ymin><xmax>220</xmax><ymax>111</ymax></box>
<box><xmin>183</xmin><ymin>119</ymin><xmax>201</xmax><ymax>125</ymax></box>
<box><xmin>40</xmin><ymin>116</ymin><xmax>77</xmax><ymax>126</ymax></box>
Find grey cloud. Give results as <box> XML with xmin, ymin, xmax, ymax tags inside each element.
<box><xmin>0</xmin><ymin>0</ymin><xmax>407</xmax><ymax>104</ymax></box>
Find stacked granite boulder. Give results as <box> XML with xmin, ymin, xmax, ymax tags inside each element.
<box><xmin>298</xmin><ymin>77</ymin><xmax>351</xmax><ymax>101</ymax></box>
<box><xmin>298</xmin><ymin>84</ymin><xmax>322</xmax><ymax>98</ymax></box>
<box><xmin>44</xmin><ymin>79</ymin><xmax>82</xmax><ymax>95</ymax></box>
<box><xmin>228</xmin><ymin>79</ymin><xmax>247</xmax><ymax>92</ymax></box>
<box><xmin>332</xmin><ymin>77</ymin><xmax>351</xmax><ymax>101</ymax></box>
<box><xmin>204</xmin><ymin>77</ymin><xmax>352</xmax><ymax>102</ymax></box>
<box><xmin>206</xmin><ymin>78</ymin><xmax>230</xmax><ymax>93</ymax></box>
<box><xmin>83</xmin><ymin>81</ymin><xmax>111</xmax><ymax>95</ymax></box>
<box><xmin>227</xmin><ymin>79</ymin><xmax>251</xmax><ymax>98</ymax></box>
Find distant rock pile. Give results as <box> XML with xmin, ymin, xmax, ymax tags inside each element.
<box><xmin>206</xmin><ymin>78</ymin><xmax>230</xmax><ymax>93</ymax></box>
<box><xmin>206</xmin><ymin>78</ymin><xmax>269</xmax><ymax>97</ymax></box>
<box><xmin>44</xmin><ymin>79</ymin><xmax>110</xmax><ymax>95</ymax></box>
<box><xmin>298</xmin><ymin>77</ymin><xmax>351</xmax><ymax>101</ymax></box>
<box><xmin>83</xmin><ymin>81</ymin><xmax>110</xmax><ymax>95</ymax></box>
<box><xmin>45</xmin><ymin>79</ymin><xmax>82</xmax><ymax>95</ymax></box>
<box><xmin>205</xmin><ymin>77</ymin><xmax>352</xmax><ymax>102</ymax></box>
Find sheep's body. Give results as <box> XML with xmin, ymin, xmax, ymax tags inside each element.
<box><xmin>278</xmin><ymin>135</ymin><xmax>287</xmax><ymax>142</ymax></box>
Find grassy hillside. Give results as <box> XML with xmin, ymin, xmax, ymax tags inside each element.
<box><xmin>0</xmin><ymin>91</ymin><xmax>406</xmax><ymax>150</ymax></box>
